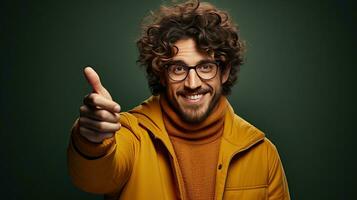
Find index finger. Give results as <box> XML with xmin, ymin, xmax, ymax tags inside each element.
<box><xmin>84</xmin><ymin>93</ymin><xmax>121</xmax><ymax>113</ymax></box>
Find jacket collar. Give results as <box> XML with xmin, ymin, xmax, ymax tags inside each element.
<box><xmin>128</xmin><ymin>95</ymin><xmax>265</xmax><ymax>154</ymax></box>
<box><xmin>222</xmin><ymin>103</ymin><xmax>265</xmax><ymax>151</ymax></box>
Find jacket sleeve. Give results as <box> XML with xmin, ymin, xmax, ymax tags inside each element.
<box><xmin>267</xmin><ymin>140</ymin><xmax>290</xmax><ymax>200</ymax></box>
<box><xmin>67</xmin><ymin>119</ymin><xmax>139</xmax><ymax>194</ymax></box>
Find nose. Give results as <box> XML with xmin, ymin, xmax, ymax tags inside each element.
<box><xmin>184</xmin><ymin>69</ymin><xmax>202</xmax><ymax>90</ymax></box>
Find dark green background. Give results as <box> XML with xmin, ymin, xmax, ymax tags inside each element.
<box><xmin>2</xmin><ymin>0</ymin><xmax>356</xmax><ymax>199</ymax></box>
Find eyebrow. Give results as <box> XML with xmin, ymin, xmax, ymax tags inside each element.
<box><xmin>168</xmin><ymin>59</ymin><xmax>215</xmax><ymax>66</ymax></box>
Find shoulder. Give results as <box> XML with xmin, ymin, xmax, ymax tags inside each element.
<box><xmin>261</xmin><ymin>138</ymin><xmax>280</xmax><ymax>158</ymax></box>
<box><xmin>224</xmin><ymin>109</ymin><xmax>266</xmax><ymax>148</ymax></box>
<box><xmin>232</xmin><ymin>113</ymin><xmax>264</xmax><ymax>135</ymax></box>
<box><xmin>229</xmin><ymin>111</ymin><xmax>280</xmax><ymax>158</ymax></box>
<box><xmin>254</xmin><ymin>137</ymin><xmax>283</xmax><ymax>172</ymax></box>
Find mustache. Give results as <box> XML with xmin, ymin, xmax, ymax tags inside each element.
<box><xmin>177</xmin><ymin>87</ymin><xmax>212</xmax><ymax>96</ymax></box>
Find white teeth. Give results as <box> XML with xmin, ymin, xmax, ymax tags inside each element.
<box><xmin>185</xmin><ymin>94</ymin><xmax>203</xmax><ymax>100</ymax></box>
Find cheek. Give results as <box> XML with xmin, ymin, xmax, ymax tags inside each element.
<box><xmin>166</xmin><ymin>82</ymin><xmax>180</xmax><ymax>97</ymax></box>
<box><xmin>208</xmin><ymin>76</ymin><xmax>223</xmax><ymax>93</ymax></box>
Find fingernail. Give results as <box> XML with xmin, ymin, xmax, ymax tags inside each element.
<box><xmin>114</xmin><ymin>105</ymin><xmax>121</xmax><ymax>113</ymax></box>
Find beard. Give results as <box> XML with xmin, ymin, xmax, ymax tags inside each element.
<box><xmin>167</xmin><ymin>86</ymin><xmax>222</xmax><ymax>124</ymax></box>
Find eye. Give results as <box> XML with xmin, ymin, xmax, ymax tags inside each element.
<box><xmin>171</xmin><ymin>64</ymin><xmax>186</xmax><ymax>75</ymax></box>
<box><xmin>197</xmin><ymin>63</ymin><xmax>215</xmax><ymax>72</ymax></box>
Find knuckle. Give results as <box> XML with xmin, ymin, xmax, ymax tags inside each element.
<box><xmin>115</xmin><ymin>104</ymin><xmax>121</xmax><ymax>112</ymax></box>
<box><xmin>88</xmin><ymin>93</ymin><xmax>96</xmax><ymax>99</ymax></box>
<box><xmin>89</xmin><ymin>93</ymin><xmax>97</xmax><ymax>103</ymax></box>
<box><xmin>86</xmin><ymin>93</ymin><xmax>97</xmax><ymax>104</ymax></box>
<box><xmin>79</xmin><ymin>126</ymin><xmax>85</xmax><ymax>132</ymax></box>
<box><xmin>79</xmin><ymin>105</ymin><xmax>86</xmax><ymax>113</ymax></box>
<box><xmin>97</xmin><ymin>110</ymin><xmax>107</xmax><ymax>120</ymax></box>
<box><xmin>97</xmin><ymin>121</ymin><xmax>105</xmax><ymax>130</ymax></box>
<box><xmin>78</xmin><ymin>117</ymin><xmax>85</xmax><ymax>125</ymax></box>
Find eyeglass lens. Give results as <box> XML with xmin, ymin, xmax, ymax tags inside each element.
<box><xmin>167</xmin><ymin>62</ymin><xmax>218</xmax><ymax>81</ymax></box>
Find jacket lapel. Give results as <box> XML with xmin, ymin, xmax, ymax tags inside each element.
<box><xmin>215</xmin><ymin>104</ymin><xmax>265</xmax><ymax>200</ymax></box>
<box><xmin>129</xmin><ymin>96</ymin><xmax>187</xmax><ymax>199</ymax></box>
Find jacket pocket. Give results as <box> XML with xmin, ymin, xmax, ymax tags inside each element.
<box><xmin>223</xmin><ymin>185</ymin><xmax>268</xmax><ymax>200</ymax></box>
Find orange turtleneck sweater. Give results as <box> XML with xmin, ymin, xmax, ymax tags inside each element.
<box><xmin>160</xmin><ymin>95</ymin><xmax>227</xmax><ymax>200</ymax></box>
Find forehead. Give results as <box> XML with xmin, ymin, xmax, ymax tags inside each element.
<box><xmin>172</xmin><ymin>38</ymin><xmax>212</xmax><ymax>65</ymax></box>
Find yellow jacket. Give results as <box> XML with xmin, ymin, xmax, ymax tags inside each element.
<box><xmin>67</xmin><ymin>96</ymin><xmax>290</xmax><ymax>200</ymax></box>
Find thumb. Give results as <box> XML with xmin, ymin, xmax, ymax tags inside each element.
<box><xmin>83</xmin><ymin>66</ymin><xmax>112</xmax><ymax>100</ymax></box>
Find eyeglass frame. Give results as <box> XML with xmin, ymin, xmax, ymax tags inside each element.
<box><xmin>164</xmin><ymin>60</ymin><xmax>221</xmax><ymax>82</ymax></box>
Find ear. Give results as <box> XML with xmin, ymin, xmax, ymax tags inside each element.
<box><xmin>221</xmin><ymin>64</ymin><xmax>231</xmax><ymax>84</ymax></box>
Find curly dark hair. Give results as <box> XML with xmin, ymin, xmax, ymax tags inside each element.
<box><xmin>136</xmin><ymin>0</ymin><xmax>245</xmax><ymax>95</ymax></box>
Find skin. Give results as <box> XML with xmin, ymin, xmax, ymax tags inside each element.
<box><xmin>78</xmin><ymin>38</ymin><xmax>230</xmax><ymax>142</ymax></box>
<box><xmin>79</xmin><ymin>67</ymin><xmax>121</xmax><ymax>143</ymax></box>
<box><xmin>162</xmin><ymin>38</ymin><xmax>231</xmax><ymax>123</ymax></box>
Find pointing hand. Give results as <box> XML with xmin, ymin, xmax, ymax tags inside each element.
<box><xmin>78</xmin><ymin>67</ymin><xmax>121</xmax><ymax>143</ymax></box>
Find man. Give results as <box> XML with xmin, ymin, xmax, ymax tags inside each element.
<box><xmin>67</xmin><ymin>1</ymin><xmax>290</xmax><ymax>199</ymax></box>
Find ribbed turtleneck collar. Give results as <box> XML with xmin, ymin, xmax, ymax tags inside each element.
<box><xmin>160</xmin><ymin>94</ymin><xmax>227</xmax><ymax>142</ymax></box>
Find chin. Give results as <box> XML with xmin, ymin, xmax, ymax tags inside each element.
<box><xmin>180</xmin><ymin>107</ymin><xmax>208</xmax><ymax>123</ymax></box>
<box><xmin>177</xmin><ymin>99</ymin><xmax>211</xmax><ymax>123</ymax></box>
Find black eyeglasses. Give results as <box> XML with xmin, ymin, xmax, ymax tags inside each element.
<box><xmin>165</xmin><ymin>61</ymin><xmax>219</xmax><ymax>82</ymax></box>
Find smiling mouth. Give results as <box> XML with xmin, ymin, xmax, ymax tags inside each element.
<box><xmin>181</xmin><ymin>93</ymin><xmax>206</xmax><ymax>103</ymax></box>
<box><xmin>185</xmin><ymin>94</ymin><xmax>203</xmax><ymax>100</ymax></box>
